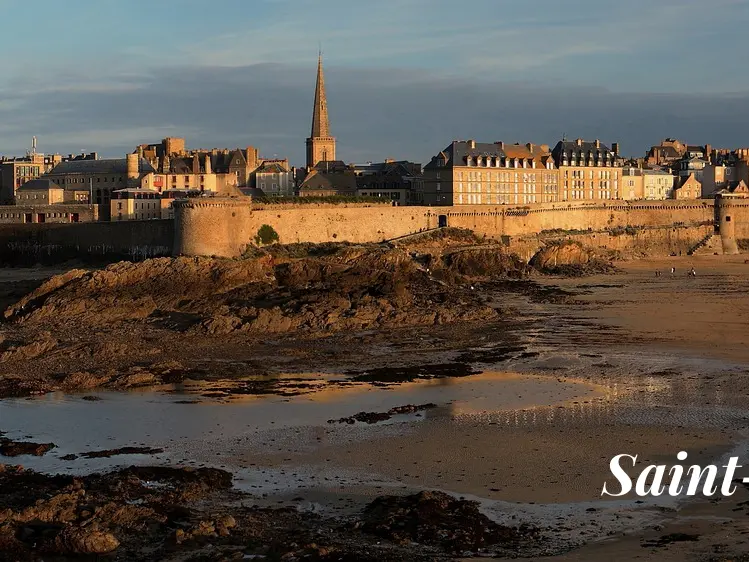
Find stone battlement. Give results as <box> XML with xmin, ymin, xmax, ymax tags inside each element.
<box><xmin>172</xmin><ymin>198</ymin><xmax>748</xmax><ymax>258</ymax></box>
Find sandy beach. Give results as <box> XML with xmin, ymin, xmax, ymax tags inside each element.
<box><xmin>3</xmin><ymin>251</ymin><xmax>749</xmax><ymax>559</ymax></box>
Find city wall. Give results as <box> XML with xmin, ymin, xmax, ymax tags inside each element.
<box><xmin>0</xmin><ymin>220</ymin><xmax>173</xmax><ymax>265</ymax></box>
<box><xmin>173</xmin><ymin>199</ymin><xmax>725</xmax><ymax>258</ymax></box>
<box><xmin>2</xmin><ymin>199</ymin><xmax>746</xmax><ymax>265</ymax></box>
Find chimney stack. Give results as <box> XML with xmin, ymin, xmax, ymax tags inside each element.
<box><xmin>126</xmin><ymin>152</ymin><xmax>139</xmax><ymax>181</ymax></box>
<box><xmin>612</xmin><ymin>142</ymin><xmax>620</xmax><ymax>155</ymax></box>
<box><xmin>595</xmin><ymin>139</ymin><xmax>600</xmax><ymax>149</ymax></box>
<box><xmin>468</xmin><ymin>139</ymin><xmax>476</xmax><ymax>149</ymax></box>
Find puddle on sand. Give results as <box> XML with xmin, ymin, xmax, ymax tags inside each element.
<box><xmin>0</xmin><ymin>371</ymin><xmax>599</xmax><ymax>475</ymax></box>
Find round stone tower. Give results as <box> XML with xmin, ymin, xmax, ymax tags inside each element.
<box><xmin>717</xmin><ymin>195</ymin><xmax>740</xmax><ymax>255</ymax></box>
<box><xmin>173</xmin><ymin>198</ymin><xmax>254</xmax><ymax>257</ymax></box>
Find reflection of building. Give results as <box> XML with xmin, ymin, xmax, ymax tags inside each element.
<box><xmin>422</xmin><ymin>140</ymin><xmax>558</xmax><ymax>206</ymax></box>
<box><xmin>306</xmin><ymin>53</ymin><xmax>336</xmax><ymax>170</ymax></box>
<box><xmin>552</xmin><ymin>138</ymin><xmax>621</xmax><ymax>201</ymax></box>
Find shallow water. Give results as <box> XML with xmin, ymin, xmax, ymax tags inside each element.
<box><xmin>0</xmin><ymin>371</ymin><xmax>597</xmax><ymax>474</ymax></box>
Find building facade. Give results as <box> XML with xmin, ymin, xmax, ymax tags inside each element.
<box><xmin>621</xmin><ymin>167</ymin><xmax>644</xmax><ymax>201</ymax></box>
<box><xmin>643</xmin><ymin>169</ymin><xmax>675</xmax><ymax>200</ymax></box>
<box><xmin>254</xmin><ymin>160</ymin><xmax>295</xmax><ymax>197</ymax></box>
<box><xmin>422</xmin><ymin>140</ymin><xmax>558</xmax><ymax>206</ymax></box>
<box><xmin>354</xmin><ymin>160</ymin><xmax>423</xmax><ymax>205</ymax></box>
<box><xmin>551</xmin><ymin>139</ymin><xmax>622</xmax><ymax>202</ymax></box>
<box><xmin>43</xmin><ymin>154</ymin><xmax>156</xmax><ymax>206</ymax></box>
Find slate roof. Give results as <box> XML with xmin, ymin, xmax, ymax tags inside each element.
<box><xmin>48</xmin><ymin>158</ymin><xmax>155</xmax><ymax>175</ymax></box>
<box><xmin>551</xmin><ymin>140</ymin><xmax>616</xmax><ymax>166</ymax></box>
<box><xmin>256</xmin><ymin>161</ymin><xmax>289</xmax><ymax>174</ymax></box>
<box><xmin>16</xmin><ymin>179</ymin><xmax>63</xmax><ymax>191</ymax></box>
<box><xmin>424</xmin><ymin>141</ymin><xmax>507</xmax><ymax>170</ymax></box>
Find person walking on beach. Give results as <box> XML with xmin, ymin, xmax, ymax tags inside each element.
<box><xmin>689</xmin><ymin>267</ymin><xmax>696</xmax><ymax>277</ymax></box>
<box><xmin>670</xmin><ymin>266</ymin><xmax>676</xmax><ymax>277</ymax></box>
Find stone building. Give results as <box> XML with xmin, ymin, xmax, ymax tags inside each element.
<box><xmin>306</xmin><ymin>54</ymin><xmax>336</xmax><ymax>170</ymax></box>
<box><xmin>675</xmin><ymin>156</ymin><xmax>708</xmax><ymax>185</ymax></box>
<box><xmin>254</xmin><ymin>160</ymin><xmax>295</xmax><ymax>197</ymax></box>
<box><xmin>621</xmin><ymin>167</ymin><xmax>644</xmax><ymax>201</ymax></box>
<box><xmin>701</xmin><ymin>163</ymin><xmax>738</xmax><ymax>198</ymax></box>
<box><xmin>298</xmin><ymin>160</ymin><xmax>356</xmax><ymax>196</ymax></box>
<box><xmin>645</xmin><ymin>139</ymin><xmax>713</xmax><ymax>167</ymax></box>
<box><xmin>142</xmin><ymin>153</ymin><xmax>240</xmax><ymax>195</ymax></box>
<box><xmin>43</xmin><ymin>154</ymin><xmax>156</xmax><ymax>206</ymax></box>
<box><xmin>14</xmin><ymin>179</ymin><xmax>65</xmax><ymax>205</ymax></box>
<box><xmin>422</xmin><ymin>140</ymin><xmax>558</xmax><ymax>206</ymax></box>
<box><xmin>643</xmin><ymin>168</ymin><xmax>675</xmax><ymax>200</ymax></box>
<box><xmin>551</xmin><ymin>138</ymin><xmax>622</xmax><ymax>201</ymax></box>
<box><xmin>110</xmin><ymin>188</ymin><xmax>175</xmax><ymax>221</ymax></box>
<box><xmin>673</xmin><ymin>173</ymin><xmax>702</xmax><ymax>199</ymax></box>
<box><xmin>353</xmin><ymin>160</ymin><xmax>423</xmax><ymax>205</ymax></box>
<box><xmin>0</xmin><ymin>151</ymin><xmax>79</xmax><ymax>203</ymax></box>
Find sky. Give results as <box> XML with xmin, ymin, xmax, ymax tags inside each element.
<box><xmin>1</xmin><ymin>0</ymin><xmax>748</xmax><ymax>165</ymax></box>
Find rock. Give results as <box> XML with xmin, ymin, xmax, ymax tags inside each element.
<box><xmin>54</xmin><ymin>526</ymin><xmax>120</xmax><ymax>554</ymax></box>
<box><xmin>360</xmin><ymin>490</ymin><xmax>538</xmax><ymax>554</ymax></box>
<box><xmin>0</xmin><ymin>438</ymin><xmax>56</xmax><ymax>457</ymax></box>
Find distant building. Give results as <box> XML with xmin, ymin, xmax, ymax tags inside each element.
<box><xmin>43</xmin><ymin>154</ymin><xmax>156</xmax><ymax>206</ymax></box>
<box><xmin>701</xmin><ymin>163</ymin><xmax>737</xmax><ymax>198</ymax></box>
<box><xmin>14</xmin><ymin>179</ymin><xmax>65</xmax><ymax>205</ymax></box>
<box><xmin>109</xmin><ymin>188</ymin><xmax>184</xmax><ymax>221</ymax></box>
<box><xmin>673</xmin><ymin>173</ymin><xmax>702</xmax><ymax>199</ymax></box>
<box><xmin>0</xmin><ymin>150</ymin><xmax>80</xmax><ymax>204</ymax></box>
<box><xmin>254</xmin><ymin>160</ymin><xmax>295</xmax><ymax>197</ymax></box>
<box><xmin>298</xmin><ymin>160</ymin><xmax>357</xmax><ymax>196</ymax></box>
<box><xmin>643</xmin><ymin>168</ymin><xmax>675</xmax><ymax>200</ymax></box>
<box><xmin>422</xmin><ymin>140</ymin><xmax>557</xmax><ymax>206</ymax></box>
<box><xmin>551</xmin><ymin>138</ymin><xmax>621</xmax><ymax>201</ymax></box>
<box><xmin>675</xmin><ymin>156</ymin><xmax>708</xmax><ymax>184</ymax></box>
<box><xmin>645</xmin><ymin>139</ymin><xmax>712</xmax><ymax>167</ymax></box>
<box><xmin>353</xmin><ymin>160</ymin><xmax>423</xmax><ymax>205</ymax></box>
<box><xmin>621</xmin><ymin>167</ymin><xmax>644</xmax><ymax>200</ymax></box>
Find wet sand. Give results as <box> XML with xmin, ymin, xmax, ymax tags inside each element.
<box><xmin>4</xmin><ymin>254</ymin><xmax>749</xmax><ymax>559</ymax></box>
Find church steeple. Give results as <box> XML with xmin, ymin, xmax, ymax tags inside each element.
<box><xmin>306</xmin><ymin>51</ymin><xmax>336</xmax><ymax>170</ymax></box>
<box><xmin>311</xmin><ymin>52</ymin><xmax>329</xmax><ymax>138</ymax></box>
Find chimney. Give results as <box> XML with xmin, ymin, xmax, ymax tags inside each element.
<box><xmin>612</xmin><ymin>142</ymin><xmax>620</xmax><ymax>155</ymax></box>
<box><xmin>205</xmin><ymin>154</ymin><xmax>212</xmax><ymax>174</ymax></box>
<box><xmin>526</xmin><ymin>142</ymin><xmax>534</xmax><ymax>152</ymax></box>
<box><xmin>468</xmin><ymin>139</ymin><xmax>476</xmax><ymax>149</ymax></box>
<box><xmin>495</xmin><ymin>141</ymin><xmax>505</xmax><ymax>150</ymax></box>
<box><xmin>595</xmin><ymin>139</ymin><xmax>600</xmax><ymax>149</ymax></box>
<box><xmin>126</xmin><ymin>152</ymin><xmax>139</xmax><ymax>181</ymax></box>
<box><xmin>576</xmin><ymin>138</ymin><xmax>583</xmax><ymax>147</ymax></box>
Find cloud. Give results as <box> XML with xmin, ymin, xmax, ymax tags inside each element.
<box><xmin>1</xmin><ymin>62</ymin><xmax>749</xmax><ymax>166</ymax></box>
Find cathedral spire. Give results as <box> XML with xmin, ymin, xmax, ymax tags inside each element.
<box><xmin>310</xmin><ymin>52</ymin><xmax>330</xmax><ymax>138</ymax></box>
<box><xmin>306</xmin><ymin>51</ymin><xmax>336</xmax><ymax>169</ymax></box>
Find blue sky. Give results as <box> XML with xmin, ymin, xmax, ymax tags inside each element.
<box><xmin>1</xmin><ymin>0</ymin><xmax>748</xmax><ymax>164</ymax></box>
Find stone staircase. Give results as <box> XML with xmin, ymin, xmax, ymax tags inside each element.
<box><xmin>688</xmin><ymin>234</ymin><xmax>723</xmax><ymax>256</ymax></box>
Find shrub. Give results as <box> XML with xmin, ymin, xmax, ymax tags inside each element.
<box><xmin>254</xmin><ymin>224</ymin><xmax>280</xmax><ymax>246</ymax></box>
